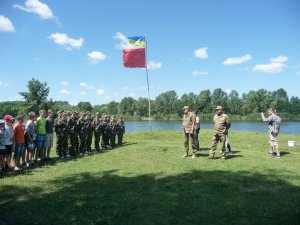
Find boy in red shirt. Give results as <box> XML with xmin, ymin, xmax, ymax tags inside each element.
<box><xmin>13</xmin><ymin>116</ymin><xmax>25</xmax><ymax>170</ymax></box>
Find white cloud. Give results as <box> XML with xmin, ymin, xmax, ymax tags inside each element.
<box><xmin>253</xmin><ymin>55</ymin><xmax>288</xmax><ymax>73</ymax></box>
<box><xmin>296</xmin><ymin>71</ymin><xmax>300</xmax><ymax>76</ymax></box>
<box><xmin>60</xmin><ymin>81</ymin><xmax>69</xmax><ymax>86</ymax></box>
<box><xmin>194</xmin><ymin>47</ymin><xmax>208</xmax><ymax>59</ymax></box>
<box><xmin>223</xmin><ymin>54</ymin><xmax>252</xmax><ymax>65</ymax></box>
<box><xmin>0</xmin><ymin>81</ymin><xmax>9</xmax><ymax>87</ymax></box>
<box><xmin>78</xmin><ymin>91</ymin><xmax>86</xmax><ymax>96</ymax></box>
<box><xmin>13</xmin><ymin>0</ymin><xmax>54</xmax><ymax>19</ymax></box>
<box><xmin>270</xmin><ymin>55</ymin><xmax>288</xmax><ymax>63</ymax></box>
<box><xmin>122</xmin><ymin>86</ymin><xmax>129</xmax><ymax>91</ymax></box>
<box><xmin>80</xmin><ymin>82</ymin><xmax>94</xmax><ymax>90</ymax></box>
<box><xmin>49</xmin><ymin>33</ymin><xmax>84</xmax><ymax>50</ymax></box>
<box><xmin>87</xmin><ymin>51</ymin><xmax>106</xmax><ymax>64</ymax></box>
<box><xmin>192</xmin><ymin>71</ymin><xmax>209</xmax><ymax>76</ymax></box>
<box><xmin>0</xmin><ymin>15</ymin><xmax>15</xmax><ymax>32</ymax></box>
<box><xmin>147</xmin><ymin>61</ymin><xmax>162</xmax><ymax>70</ymax></box>
<box><xmin>129</xmin><ymin>93</ymin><xmax>135</xmax><ymax>97</ymax></box>
<box><xmin>113</xmin><ymin>32</ymin><xmax>131</xmax><ymax>50</ymax></box>
<box><xmin>60</xmin><ymin>89</ymin><xmax>71</xmax><ymax>94</ymax></box>
<box><xmin>96</xmin><ymin>89</ymin><xmax>105</xmax><ymax>96</ymax></box>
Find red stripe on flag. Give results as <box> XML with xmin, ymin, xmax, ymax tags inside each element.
<box><xmin>123</xmin><ymin>48</ymin><xmax>146</xmax><ymax>68</ymax></box>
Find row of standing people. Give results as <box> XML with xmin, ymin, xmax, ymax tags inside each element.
<box><xmin>0</xmin><ymin>109</ymin><xmax>125</xmax><ymax>173</ymax></box>
<box><xmin>55</xmin><ymin>110</ymin><xmax>125</xmax><ymax>159</ymax></box>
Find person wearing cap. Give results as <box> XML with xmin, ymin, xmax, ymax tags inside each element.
<box><xmin>261</xmin><ymin>108</ymin><xmax>281</xmax><ymax>158</ymax></box>
<box><xmin>182</xmin><ymin>106</ymin><xmax>197</xmax><ymax>159</ymax></box>
<box><xmin>0</xmin><ymin>119</ymin><xmax>6</xmax><ymax>174</ymax></box>
<box><xmin>208</xmin><ymin>106</ymin><xmax>231</xmax><ymax>160</ymax></box>
<box><xmin>4</xmin><ymin>115</ymin><xmax>15</xmax><ymax>171</ymax></box>
<box><xmin>13</xmin><ymin>116</ymin><xmax>25</xmax><ymax>170</ymax></box>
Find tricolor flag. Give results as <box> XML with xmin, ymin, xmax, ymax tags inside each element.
<box><xmin>123</xmin><ymin>36</ymin><xmax>146</xmax><ymax>68</ymax></box>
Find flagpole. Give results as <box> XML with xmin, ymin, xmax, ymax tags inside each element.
<box><xmin>145</xmin><ymin>36</ymin><xmax>152</xmax><ymax>131</ymax></box>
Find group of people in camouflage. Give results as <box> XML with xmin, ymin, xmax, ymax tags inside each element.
<box><xmin>55</xmin><ymin>111</ymin><xmax>125</xmax><ymax>159</ymax></box>
<box><xmin>182</xmin><ymin>105</ymin><xmax>282</xmax><ymax>160</ymax></box>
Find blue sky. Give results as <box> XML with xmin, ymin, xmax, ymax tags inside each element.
<box><xmin>0</xmin><ymin>0</ymin><xmax>299</xmax><ymax>105</ymax></box>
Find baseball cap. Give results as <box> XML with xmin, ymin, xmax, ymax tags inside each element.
<box><xmin>4</xmin><ymin>114</ymin><xmax>14</xmax><ymax>121</ymax></box>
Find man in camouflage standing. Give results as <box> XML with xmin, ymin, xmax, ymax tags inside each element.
<box><xmin>109</xmin><ymin>115</ymin><xmax>117</xmax><ymax>149</ymax></box>
<box><xmin>116</xmin><ymin>116</ymin><xmax>125</xmax><ymax>146</ymax></box>
<box><xmin>68</xmin><ymin>111</ymin><xmax>79</xmax><ymax>156</ymax></box>
<box><xmin>209</xmin><ymin>106</ymin><xmax>231</xmax><ymax>160</ymax></box>
<box><xmin>182</xmin><ymin>106</ymin><xmax>197</xmax><ymax>159</ymax></box>
<box><xmin>93</xmin><ymin>112</ymin><xmax>102</xmax><ymax>152</ymax></box>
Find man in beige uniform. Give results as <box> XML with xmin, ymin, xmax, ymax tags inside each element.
<box><xmin>209</xmin><ymin>106</ymin><xmax>231</xmax><ymax>160</ymax></box>
<box><xmin>182</xmin><ymin>106</ymin><xmax>197</xmax><ymax>159</ymax></box>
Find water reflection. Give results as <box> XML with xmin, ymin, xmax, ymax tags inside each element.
<box><xmin>125</xmin><ymin>121</ymin><xmax>300</xmax><ymax>134</ymax></box>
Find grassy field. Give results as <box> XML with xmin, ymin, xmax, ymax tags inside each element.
<box><xmin>1</xmin><ymin>129</ymin><xmax>300</xmax><ymax>225</ymax></box>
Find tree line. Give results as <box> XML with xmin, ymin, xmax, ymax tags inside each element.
<box><xmin>1</xmin><ymin>78</ymin><xmax>300</xmax><ymax>120</ymax></box>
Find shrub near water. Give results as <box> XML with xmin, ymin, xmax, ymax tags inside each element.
<box><xmin>1</xmin><ymin>130</ymin><xmax>300</xmax><ymax>225</ymax></box>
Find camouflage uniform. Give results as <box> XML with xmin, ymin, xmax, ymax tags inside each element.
<box><xmin>101</xmin><ymin>115</ymin><xmax>110</xmax><ymax>149</ymax></box>
<box><xmin>55</xmin><ymin>113</ymin><xmax>69</xmax><ymax>158</ymax></box>
<box><xmin>77</xmin><ymin>113</ymin><xmax>86</xmax><ymax>154</ymax></box>
<box><xmin>109</xmin><ymin>116</ymin><xmax>117</xmax><ymax>148</ymax></box>
<box><xmin>182</xmin><ymin>111</ymin><xmax>196</xmax><ymax>155</ymax></box>
<box><xmin>84</xmin><ymin>113</ymin><xmax>93</xmax><ymax>152</ymax></box>
<box><xmin>209</xmin><ymin>111</ymin><xmax>231</xmax><ymax>159</ymax></box>
<box><xmin>68</xmin><ymin>112</ymin><xmax>79</xmax><ymax>155</ymax></box>
<box><xmin>116</xmin><ymin>117</ymin><xmax>125</xmax><ymax>146</ymax></box>
<box><xmin>92</xmin><ymin>113</ymin><xmax>102</xmax><ymax>151</ymax></box>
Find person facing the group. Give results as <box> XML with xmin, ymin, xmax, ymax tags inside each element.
<box><xmin>209</xmin><ymin>106</ymin><xmax>231</xmax><ymax>160</ymax></box>
<box><xmin>261</xmin><ymin>108</ymin><xmax>281</xmax><ymax>158</ymax></box>
<box><xmin>181</xmin><ymin>106</ymin><xmax>197</xmax><ymax>159</ymax></box>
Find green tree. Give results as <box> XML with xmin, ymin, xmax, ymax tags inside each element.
<box><xmin>107</xmin><ymin>101</ymin><xmax>119</xmax><ymax>115</ymax></box>
<box><xmin>135</xmin><ymin>97</ymin><xmax>149</xmax><ymax>117</ymax></box>
<box><xmin>77</xmin><ymin>101</ymin><xmax>93</xmax><ymax>112</ymax></box>
<box><xmin>155</xmin><ymin>90</ymin><xmax>178</xmax><ymax>116</ymax></box>
<box><xmin>118</xmin><ymin>97</ymin><xmax>137</xmax><ymax>116</ymax></box>
<box><xmin>211</xmin><ymin>88</ymin><xmax>228</xmax><ymax>111</ymax></box>
<box><xmin>196</xmin><ymin>89</ymin><xmax>212</xmax><ymax>113</ymax></box>
<box><xmin>19</xmin><ymin>78</ymin><xmax>51</xmax><ymax>113</ymax></box>
<box><xmin>227</xmin><ymin>90</ymin><xmax>242</xmax><ymax>114</ymax></box>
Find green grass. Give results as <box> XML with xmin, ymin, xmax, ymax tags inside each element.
<box><xmin>1</xmin><ymin>130</ymin><xmax>300</xmax><ymax>225</ymax></box>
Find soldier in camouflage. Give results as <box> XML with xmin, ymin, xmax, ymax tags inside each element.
<box><xmin>116</xmin><ymin>116</ymin><xmax>125</xmax><ymax>146</ymax></box>
<box><xmin>93</xmin><ymin>112</ymin><xmax>102</xmax><ymax>151</ymax></box>
<box><xmin>84</xmin><ymin>112</ymin><xmax>93</xmax><ymax>152</ymax></box>
<box><xmin>77</xmin><ymin>112</ymin><xmax>86</xmax><ymax>154</ymax></box>
<box><xmin>68</xmin><ymin>111</ymin><xmax>79</xmax><ymax>156</ymax></box>
<box><xmin>182</xmin><ymin>106</ymin><xmax>197</xmax><ymax>159</ymax></box>
<box><xmin>208</xmin><ymin>106</ymin><xmax>231</xmax><ymax>160</ymax></box>
<box><xmin>109</xmin><ymin>115</ymin><xmax>117</xmax><ymax>148</ymax></box>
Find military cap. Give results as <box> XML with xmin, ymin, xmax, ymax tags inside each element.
<box><xmin>215</xmin><ymin>106</ymin><xmax>223</xmax><ymax>110</ymax></box>
<box><xmin>182</xmin><ymin>106</ymin><xmax>189</xmax><ymax>110</ymax></box>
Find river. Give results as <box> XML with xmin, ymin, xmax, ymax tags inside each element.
<box><xmin>125</xmin><ymin>121</ymin><xmax>300</xmax><ymax>134</ymax></box>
